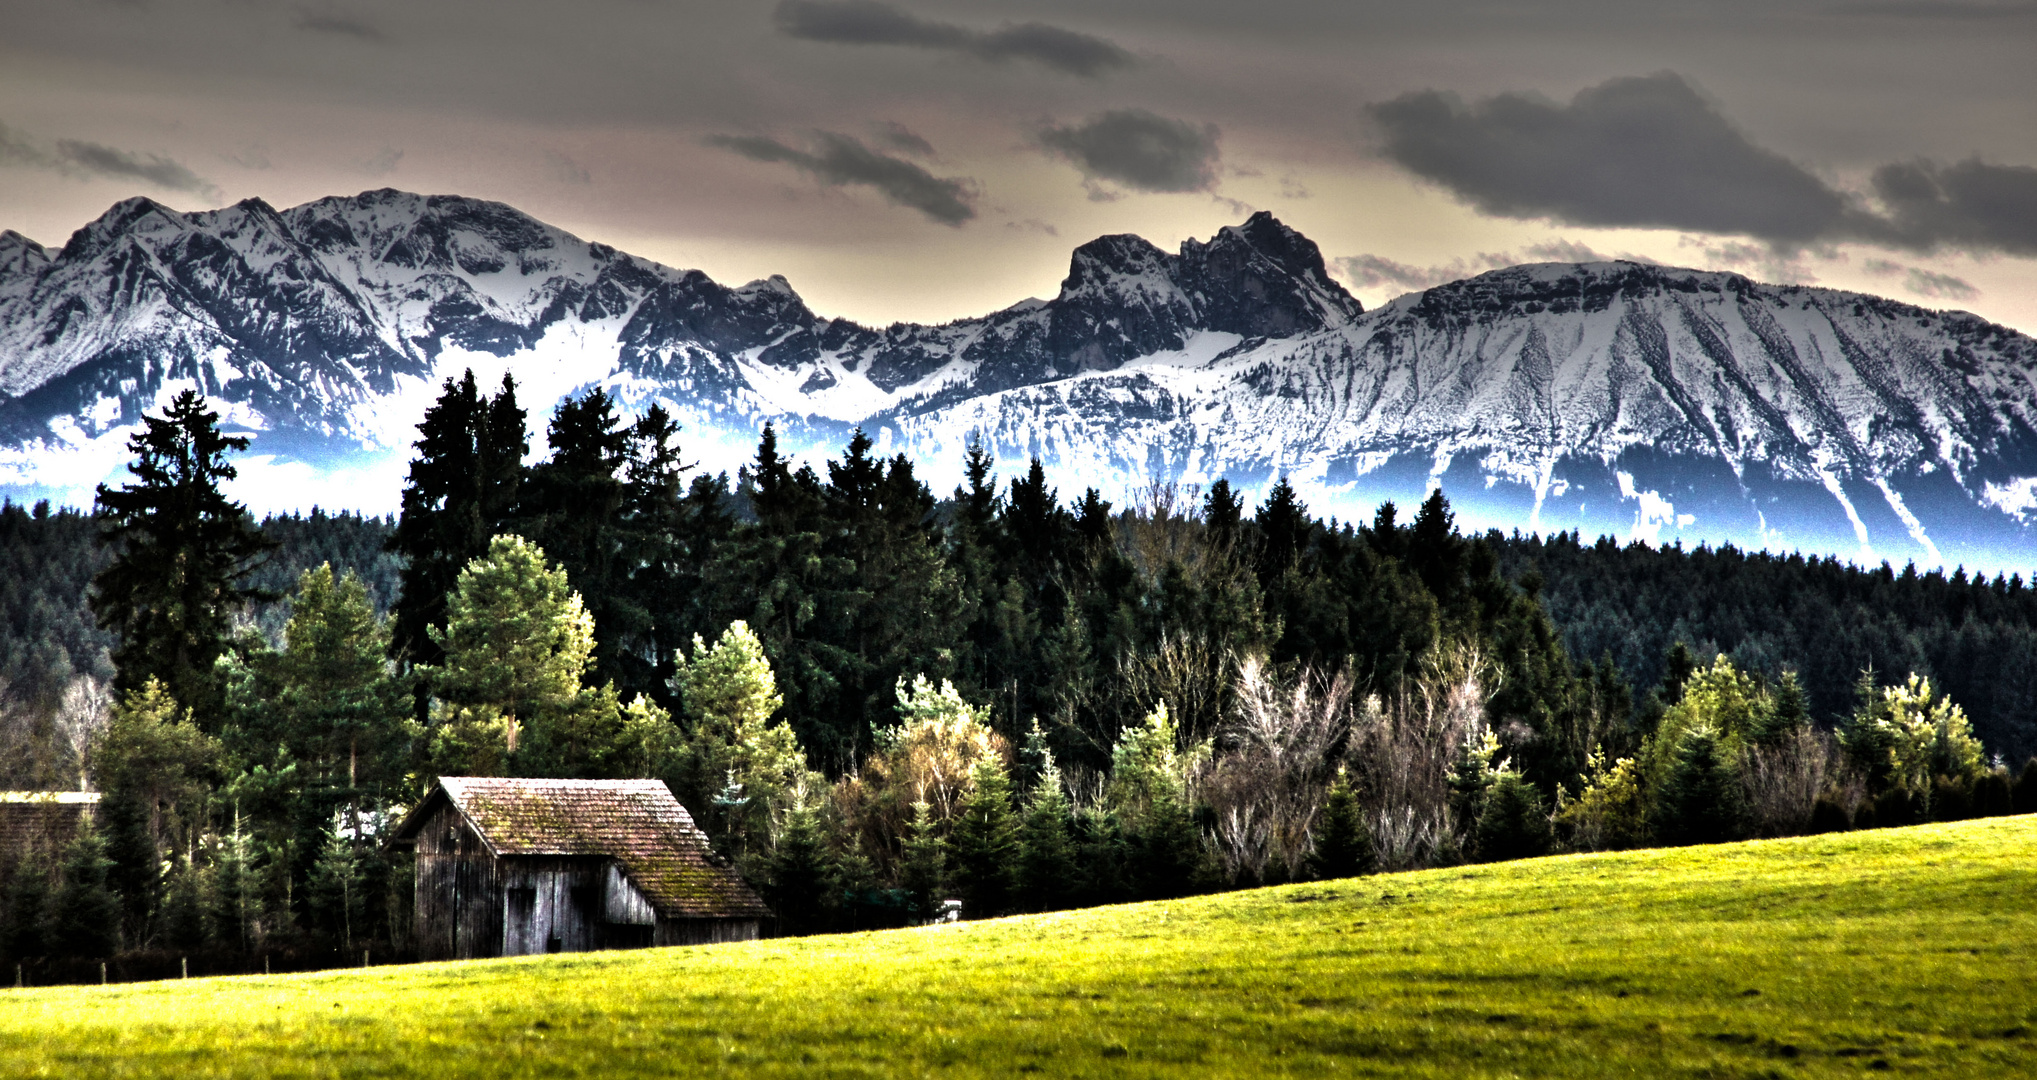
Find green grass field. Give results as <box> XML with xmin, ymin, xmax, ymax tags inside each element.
<box><xmin>3</xmin><ymin>817</ymin><xmax>2033</xmax><ymax>1078</ymax></box>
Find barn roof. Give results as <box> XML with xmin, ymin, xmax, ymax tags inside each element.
<box><xmin>393</xmin><ymin>778</ymin><xmax>770</xmax><ymax>921</ymax></box>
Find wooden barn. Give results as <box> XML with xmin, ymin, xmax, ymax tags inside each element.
<box><xmin>390</xmin><ymin>778</ymin><xmax>769</xmax><ymax>960</ymax></box>
<box><xmin>0</xmin><ymin>791</ymin><xmax>98</xmax><ymax>881</ymax></box>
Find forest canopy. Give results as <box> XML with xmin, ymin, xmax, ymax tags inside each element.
<box><xmin>3</xmin><ymin>377</ymin><xmax>2034</xmax><ymax>973</ymax></box>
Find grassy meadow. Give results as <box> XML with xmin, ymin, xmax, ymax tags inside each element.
<box><xmin>2</xmin><ymin>816</ymin><xmax>2033</xmax><ymax>1078</ymax></box>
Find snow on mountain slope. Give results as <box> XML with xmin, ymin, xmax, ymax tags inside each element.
<box><xmin>0</xmin><ymin>191</ymin><xmax>2032</xmax><ymax>571</ymax></box>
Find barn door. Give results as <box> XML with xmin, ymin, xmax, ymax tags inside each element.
<box><xmin>504</xmin><ymin>887</ymin><xmax>538</xmax><ymax>956</ymax></box>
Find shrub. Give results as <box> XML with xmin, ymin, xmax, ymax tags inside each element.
<box><xmin>1807</xmin><ymin>795</ymin><xmax>1852</xmax><ymax>834</ymax></box>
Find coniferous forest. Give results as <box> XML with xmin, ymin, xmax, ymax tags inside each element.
<box><xmin>3</xmin><ymin>375</ymin><xmax>2036</xmax><ymax>981</ymax></box>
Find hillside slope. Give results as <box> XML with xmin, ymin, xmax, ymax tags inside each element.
<box><xmin>2</xmin><ymin>816</ymin><xmax>2032</xmax><ymax>1078</ymax></box>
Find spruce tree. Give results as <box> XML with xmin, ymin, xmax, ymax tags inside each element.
<box><xmin>46</xmin><ymin>825</ymin><xmax>120</xmax><ymax>958</ymax></box>
<box><xmin>950</xmin><ymin>757</ymin><xmax>1019</xmax><ymax>919</ymax></box>
<box><xmin>1475</xmin><ymin>770</ymin><xmax>1553</xmax><ymax>862</ymax></box>
<box><xmin>1015</xmin><ymin>763</ymin><xmax>1077</xmax><ymax>912</ymax></box>
<box><xmin>765</xmin><ymin>800</ymin><xmax>831</xmax><ymax>936</ymax></box>
<box><xmin>1652</xmin><ymin>725</ymin><xmax>1748</xmax><ymax>846</ymax></box>
<box><xmin>387</xmin><ymin>371</ymin><xmax>526</xmax><ymax>677</ymax></box>
<box><xmin>898</xmin><ymin>801</ymin><xmax>949</xmax><ymax>923</ymax></box>
<box><xmin>1306</xmin><ymin>773</ymin><xmax>1374</xmax><ymax>880</ymax></box>
<box><xmin>307</xmin><ymin>830</ymin><xmax>365</xmax><ymax>951</ymax></box>
<box><xmin>158</xmin><ymin>855</ymin><xmax>207</xmax><ymax>952</ymax></box>
<box><xmin>3</xmin><ymin>855</ymin><xmax>51</xmax><ymax>961</ymax></box>
<box><xmin>91</xmin><ymin>390</ymin><xmax>275</xmax><ymax>725</ymax></box>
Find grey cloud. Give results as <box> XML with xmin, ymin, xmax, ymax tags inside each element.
<box><xmin>55</xmin><ymin>139</ymin><xmax>216</xmax><ymax>196</ymax></box>
<box><xmin>2</xmin><ymin>122</ymin><xmax>217</xmax><ymax>196</ymax></box>
<box><xmin>706</xmin><ymin>131</ymin><xmax>976</xmax><ymax>225</ymax></box>
<box><xmin>296</xmin><ymin>10</ymin><xmax>385</xmax><ymax>41</ymax></box>
<box><xmin>1901</xmin><ymin>267</ymin><xmax>1981</xmax><ymax>300</ymax></box>
<box><xmin>1369</xmin><ymin>72</ymin><xmax>2037</xmax><ymax>257</ymax></box>
<box><xmin>1334</xmin><ymin>240</ymin><xmax>1630</xmax><ymax>293</ymax></box>
<box><xmin>772</xmin><ymin>0</ymin><xmax>1133</xmax><ymax>77</ymax></box>
<box><xmin>872</xmin><ymin>121</ymin><xmax>934</xmax><ymax>159</ymax></box>
<box><xmin>0</xmin><ymin>123</ymin><xmax>53</xmax><ymax>169</ymax></box>
<box><xmin>359</xmin><ymin>146</ymin><xmax>403</xmax><ymax>176</ymax></box>
<box><xmin>1037</xmin><ymin>109</ymin><xmax>1220</xmax><ymax>196</ymax></box>
<box><xmin>1861</xmin><ymin>256</ymin><xmax>1982</xmax><ymax>301</ymax></box>
<box><xmin>1367</xmin><ymin>73</ymin><xmax>1859</xmax><ymax>245</ymax></box>
<box><xmin>1522</xmin><ymin>238</ymin><xmax>1609</xmax><ymax>262</ymax></box>
<box><xmin>1334</xmin><ymin>254</ymin><xmax>1456</xmax><ymax>291</ymax></box>
<box><xmin>1872</xmin><ymin>158</ymin><xmax>2037</xmax><ymax>256</ymax></box>
<box><xmin>545</xmin><ymin>150</ymin><xmax>590</xmax><ymax>185</ymax></box>
<box><xmin>1828</xmin><ymin>0</ymin><xmax>2037</xmax><ymax>18</ymax></box>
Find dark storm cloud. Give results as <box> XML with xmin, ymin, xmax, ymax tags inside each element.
<box><xmin>1367</xmin><ymin>73</ymin><xmax>1859</xmax><ymax>245</ymax></box>
<box><xmin>1872</xmin><ymin>158</ymin><xmax>2037</xmax><ymax>256</ymax></box>
<box><xmin>705</xmin><ymin>131</ymin><xmax>977</xmax><ymax>225</ymax></box>
<box><xmin>771</xmin><ymin>0</ymin><xmax>1134</xmax><ymax>77</ymax></box>
<box><xmin>1037</xmin><ymin>110</ymin><xmax>1221</xmax><ymax>196</ymax></box>
<box><xmin>1368</xmin><ymin>72</ymin><xmax>2037</xmax><ymax>256</ymax></box>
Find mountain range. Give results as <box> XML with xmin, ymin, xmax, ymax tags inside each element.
<box><xmin>2</xmin><ymin>189</ymin><xmax>2034</xmax><ymax>572</ymax></box>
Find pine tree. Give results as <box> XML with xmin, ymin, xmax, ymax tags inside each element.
<box><xmin>94</xmin><ymin>677</ymin><xmax>219</xmax><ymax>944</ymax></box>
<box><xmin>671</xmin><ymin>620</ymin><xmax>809</xmax><ymax>855</ymax></box>
<box><xmin>949</xmin><ymin>757</ymin><xmax>1019</xmax><ymax>919</ymax></box>
<box><xmin>423</xmin><ymin>534</ymin><xmax>619</xmax><ymax>778</ymax></box>
<box><xmin>273</xmin><ymin>565</ymin><xmax>407</xmax><ymax>835</ymax></box>
<box><xmin>1306</xmin><ymin>772</ymin><xmax>1374</xmax><ymax>880</ymax></box>
<box><xmin>45</xmin><ymin>825</ymin><xmax>120</xmax><ymax>958</ymax></box>
<box><xmin>898</xmin><ymin>801</ymin><xmax>949</xmax><ymax>923</ymax></box>
<box><xmin>91</xmin><ymin>390</ymin><xmax>275</xmax><ymax>725</ymax></box>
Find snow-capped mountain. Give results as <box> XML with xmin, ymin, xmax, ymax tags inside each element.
<box><xmin>2</xmin><ymin>190</ymin><xmax>2033</xmax><ymax>572</ymax></box>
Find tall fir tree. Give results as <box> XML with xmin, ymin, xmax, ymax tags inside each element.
<box><xmin>386</xmin><ymin>371</ymin><xmax>527</xmax><ymax>679</ymax></box>
<box><xmin>45</xmin><ymin>825</ymin><xmax>120</xmax><ymax>958</ymax></box>
<box><xmin>949</xmin><ymin>757</ymin><xmax>1019</xmax><ymax>919</ymax></box>
<box><xmin>91</xmin><ymin>390</ymin><xmax>275</xmax><ymax>725</ymax></box>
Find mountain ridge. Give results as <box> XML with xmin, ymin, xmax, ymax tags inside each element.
<box><xmin>1</xmin><ymin>190</ymin><xmax>2033</xmax><ymax>572</ymax></box>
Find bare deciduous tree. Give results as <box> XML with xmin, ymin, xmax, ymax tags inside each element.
<box><xmin>1199</xmin><ymin>657</ymin><xmax>1350</xmax><ymax>883</ymax></box>
<box><xmin>1345</xmin><ymin>643</ymin><xmax>1494</xmax><ymax>870</ymax></box>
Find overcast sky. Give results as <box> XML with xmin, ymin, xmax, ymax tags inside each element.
<box><xmin>3</xmin><ymin>0</ymin><xmax>2034</xmax><ymax>331</ymax></box>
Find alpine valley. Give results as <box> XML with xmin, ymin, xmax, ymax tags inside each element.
<box><xmin>2</xmin><ymin>189</ymin><xmax>2034</xmax><ymax>572</ymax></box>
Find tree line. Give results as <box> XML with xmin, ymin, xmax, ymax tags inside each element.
<box><xmin>3</xmin><ymin>377</ymin><xmax>2035</xmax><ymax>977</ymax></box>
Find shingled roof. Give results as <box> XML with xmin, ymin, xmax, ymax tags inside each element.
<box><xmin>394</xmin><ymin>778</ymin><xmax>770</xmax><ymax>920</ymax></box>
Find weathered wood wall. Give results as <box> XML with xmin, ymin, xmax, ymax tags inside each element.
<box><xmin>411</xmin><ymin>800</ymin><xmax>501</xmax><ymax>961</ymax></box>
<box><xmin>497</xmin><ymin>857</ymin><xmax>605</xmax><ymax>956</ymax></box>
<box><xmin>654</xmin><ymin>917</ymin><xmax>760</xmax><ymax>947</ymax></box>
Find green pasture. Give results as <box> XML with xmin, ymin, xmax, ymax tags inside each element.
<box><xmin>3</xmin><ymin>817</ymin><xmax>2033</xmax><ymax>1078</ymax></box>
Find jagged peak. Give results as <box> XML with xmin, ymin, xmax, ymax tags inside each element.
<box><xmin>0</xmin><ymin>230</ymin><xmax>48</xmax><ymax>261</ymax></box>
<box><xmin>56</xmin><ymin>196</ymin><xmax>183</xmax><ymax>262</ymax></box>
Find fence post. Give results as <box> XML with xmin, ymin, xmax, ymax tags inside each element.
<box><xmin>100</xmin><ymin>962</ymin><xmax>107</xmax><ymax>986</ymax></box>
<box><xmin>362</xmin><ymin>949</ymin><xmax>370</xmax><ymax>968</ymax></box>
<box><xmin>181</xmin><ymin>957</ymin><xmax>188</xmax><ymax>979</ymax></box>
<box><xmin>264</xmin><ymin>954</ymin><xmax>271</xmax><ymax>976</ymax></box>
<box><xmin>13</xmin><ymin>963</ymin><xmax>20</xmax><ymax>988</ymax></box>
